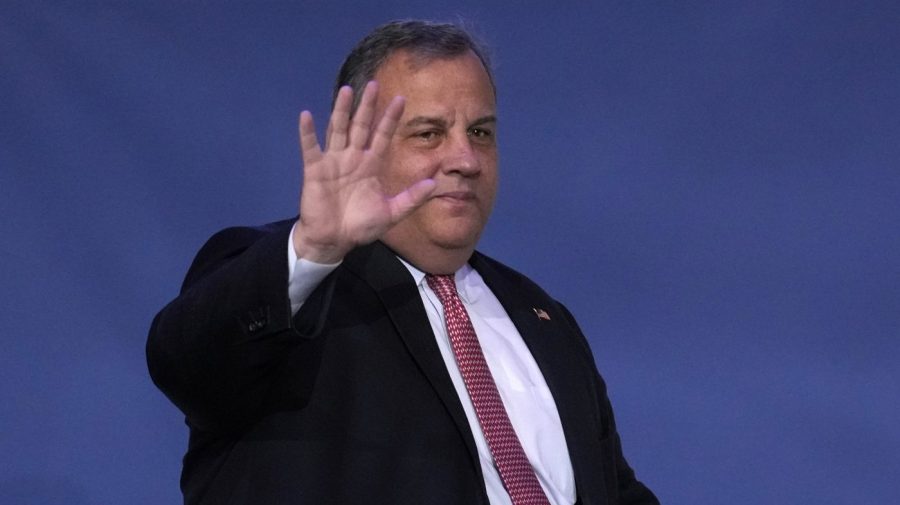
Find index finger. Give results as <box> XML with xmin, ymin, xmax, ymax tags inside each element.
<box><xmin>368</xmin><ymin>95</ymin><xmax>405</xmax><ymax>155</ymax></box>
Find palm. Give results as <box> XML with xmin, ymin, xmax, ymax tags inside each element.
<box><xmin>293</xmin><ymin>82</ymin><xmax>434</xmax><ymax>263</ymax></box>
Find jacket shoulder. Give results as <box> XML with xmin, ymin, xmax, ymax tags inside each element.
<box><xmin>180</xmin><ymin>218</ymin><xmax>296</xmax><ymax>293</ymax></box>
<box><xmin>469</xmin><ymin>251</ymin><xmax>560</xmax><ymax>305</ymax></box>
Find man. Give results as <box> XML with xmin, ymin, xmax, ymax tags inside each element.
<box><xmin>148</xmin><ymin>20</ymin><xmax>658</xmax><ymax>505</ymax></box>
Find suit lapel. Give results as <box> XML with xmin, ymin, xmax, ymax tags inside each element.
<box><xmin>342</xmin><ymin>242</ymin><xmax>483</xmax><ymax>478</ymax></box>
<box><xmin>471</xmin><ymin>253</ymin><xmax>609</xmax><ymax>503</ymax></box>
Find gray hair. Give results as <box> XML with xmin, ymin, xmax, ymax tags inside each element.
<box><xmin>334</xmin><ymin>19</ymin><xmax>495</xmax><ymax>113</ymax></box>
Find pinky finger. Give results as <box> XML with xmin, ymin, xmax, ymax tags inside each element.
<box><xmin>299</xmin><ymin>111</ymin><xmax>323</xmax><ymax>165</ymax></box>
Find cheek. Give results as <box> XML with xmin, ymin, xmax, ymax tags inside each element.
<box><xmin>480</xmin><ymin>156</ymin><xmax>499</xmax><ymax>200</ymax></box>
<box><xmin>381</xmin><ymin>148</ymin><xmax>434</xmax><ymax>192</ymax></box>
<box><xmin>482</xmin><ymin>182</ymin><xmax>498</xmax><ymax>216</ymax></box>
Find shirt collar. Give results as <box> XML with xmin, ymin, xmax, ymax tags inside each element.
<box><xmin>397</xmin><ymin>257</ymin><xmax>483</xmax><ymax>304</ymax></box>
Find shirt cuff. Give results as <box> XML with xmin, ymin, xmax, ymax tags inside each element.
<box><xmin>287</xmin><ymin>222</ymin><xmax>341</xmax><ymax>314</ymax></box>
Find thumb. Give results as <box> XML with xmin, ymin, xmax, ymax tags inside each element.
<box><xmin>387</xmin><ymin>178</ymin><xmax>436</xmax><ymax>223</ymax></box>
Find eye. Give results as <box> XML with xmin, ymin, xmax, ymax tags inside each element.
<box><xmin>468</xmin><ymin>127</ymin><xmax>495</xmax><ymax>145</ymax></box>
<box><xmin>411</xmin><ymin>129</ymin><xmax>444</xmax><ymax>145</ymax></box>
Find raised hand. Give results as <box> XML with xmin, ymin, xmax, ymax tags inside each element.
<box><xmin>292</xmin><ymin>81</ymin><xmax>436</xmax><ymax>264</ymax></box>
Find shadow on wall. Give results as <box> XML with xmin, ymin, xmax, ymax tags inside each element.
<box><xmin>0</xmin><ymin>476</ymin><xmax>91</xmax><ymax>505</ymax></box>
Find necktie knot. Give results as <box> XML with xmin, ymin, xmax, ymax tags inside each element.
<box><xmin>426</xmin><ymin>274</ymin><xmax>457</xmax><ymax>304</ymax></box>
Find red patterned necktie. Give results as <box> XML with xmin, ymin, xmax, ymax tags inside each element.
<box><xmin>426</xmin><ymin>274</ymin><xmax>551</xmax><ymax>505</ymax></box>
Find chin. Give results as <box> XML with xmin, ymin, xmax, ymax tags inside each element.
<box><xmin>427</xmin><ymin>227</ymin><xmax>483</xmax><ymax>252</ymax></box>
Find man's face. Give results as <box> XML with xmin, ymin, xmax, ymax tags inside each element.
<box><xmin>373</xmin><ymin>50</ymin><xmax>498</xmax><ymax>264</ymax></box>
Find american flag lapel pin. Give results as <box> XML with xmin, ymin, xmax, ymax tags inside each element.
<box><xmin>533</xmin><ymin>308</ymin><xmax>551</xmax><ymax>321</ymax></box>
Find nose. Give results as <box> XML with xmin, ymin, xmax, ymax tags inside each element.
<box><xmin>441</xmin><ymin>133</ymin><xmax>480</xmax><ymax>176</ymax></box>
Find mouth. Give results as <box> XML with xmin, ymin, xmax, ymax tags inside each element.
<box><xmin>435</xmin><ymin>191</ymin><xmax>475</xmax><ymax>202</ymax></box>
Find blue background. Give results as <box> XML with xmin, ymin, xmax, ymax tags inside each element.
<box><xmin>2</xmin><ymin>1</ymin><xmax>898</xmax><ymax>503</ymax></box>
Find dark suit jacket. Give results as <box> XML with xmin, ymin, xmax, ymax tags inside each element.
<box><xmin>147</xmin><ymin>218</ymin><xmax>658</xmax><ymax>505</ymax></box>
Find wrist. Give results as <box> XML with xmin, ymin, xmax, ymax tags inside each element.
<box><xmin>292</xmin><ymin>221</ymin><xmax>350</xmax><ymax>264</ymax></box>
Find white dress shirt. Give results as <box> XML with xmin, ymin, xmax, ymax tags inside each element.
<box><xmin>287</xmin><ymin>234</ymin><xmax>576</xmax><ymax>505</ymax></box>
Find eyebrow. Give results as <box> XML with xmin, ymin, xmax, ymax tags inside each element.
<box><xmin>403</xmin><ymin>115</ymin><xmax>497</xmax><ymax>129</ymax></box>
<box><xmin>404</xmin><ymin>116</ymin><xmax>448</xmax><ymax>129</ymax></box>
<box><xmin>471</xmin><ymin>115</ymin><xmax>497</xmax><ymax>127</ymax></box>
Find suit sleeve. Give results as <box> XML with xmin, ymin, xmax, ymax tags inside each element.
<box><xmin>146</xmin><ymin>220</ymin><xmax>335</xmax><ymax>433</ymax></box>
<box><xmin>557</xmin><ymin>304</ymin><xmax>660</xmax><ymax>505</ymax></box>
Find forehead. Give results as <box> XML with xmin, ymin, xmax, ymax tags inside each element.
<box><xmin>373</xmin><ymin>49</ymin><xmax>496</xmax><ymax>113</ymax></box>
